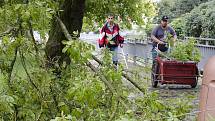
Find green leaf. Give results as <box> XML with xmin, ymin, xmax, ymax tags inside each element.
<box><xmin>15</xmin><ymin>4</ymin><xmax>22</xmax><ymax>10</ymax></box>
<box><xmin>58</xmin><ymin>102</ymin><xmax>66</xmax><ymax>107</ymax></box>
<box><xmin>62</xmin><ymin>46</ymin><xmax>69</xmax><ymax>53</ymax></box>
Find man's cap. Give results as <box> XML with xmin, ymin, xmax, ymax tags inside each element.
<box><xmin>161</xmin><ymin>16</ymin><xmax>169</xmax><ymax>21</ymax></box>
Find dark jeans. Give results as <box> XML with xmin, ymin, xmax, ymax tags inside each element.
<box><xmin>108</xmin><ymin>46</ymin><xmax>118</xmax><ymax>65</ymax></box>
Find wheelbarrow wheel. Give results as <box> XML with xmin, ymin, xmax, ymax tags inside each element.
<box><xmin>151</xmin><ymin>73</ymin><xmax>158</xmax><ymax>88</ymax></box>
<box><xmin>151</xmin><ymin>61</ymin><xmax>159</xmax><ymax>88</ymax></box>
<box><xmin>191</xmin><ymin>66</ymin><xmax>199</xmax><ymax>88</ymax></box>
<box><xmin>191</xmin><ymin>77</ymin><xmax>198</xmax><ymax>88</ymax></box>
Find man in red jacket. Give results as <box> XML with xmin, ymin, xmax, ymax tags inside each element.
<box><xmin>98</xmin><ymin>13</ymin><xmax>124</xmax><ymax>65</ymax></box>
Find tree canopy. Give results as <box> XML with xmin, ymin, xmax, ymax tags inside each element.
<box><xmin>184</xmin><ymin>0</ymin><xmax>215</xmax><ymax>38</ymax></box>
<box><xmin>169</xmin><ymin>0</ymin><xmax>215</xmax><ymax>38</ymax></box>
<box><xmin>156</xmin><ymin>0</ymin><xmax>211</xmax><ymax>22</ymax></box>
<box><xmin>84</xmin><ymin>0</ymin><xmax>157</xmax><ymax>31</ymax></box>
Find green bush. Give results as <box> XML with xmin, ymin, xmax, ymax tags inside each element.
<box><xmin>184</xmin><ymin>0</ymin><xmax>215</xmax><ymax>38</ymax></box>
<box><xmin>169</xmin><ymin>38</ymin><xmax>201</xmax><ymax>62</ymax></box>
<box><xmin>170</xmin><ymin>17</ymin><xmax>186</xmax><ymax>39</ymax></box>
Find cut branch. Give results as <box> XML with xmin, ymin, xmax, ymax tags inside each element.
<box><xmin>109</xmin><ymin>100</ymin><xmax>119</xmax><ymax>121</ymax></box>
<box><xmin>56</xmin><ymin>17</ymin><xmax>73</xmax><ymax>41</ymax></box>
<box><xmin>0</xmin><ymin>27</ymin><xmax>17</xmax><ymax>37</ymax></box>
<box><xmin>86</xmin><ymin>61</ymin><xmax>128</xmax><ymax>109</ymax></box>
<box><xmin>56</xmin><ymin>16</ymin><xmax>128</xmax><ymax>109</ymax></box>
<box><xmin>28</xmin><ymin>20</ymin><xmax>39</xmax><ymax>56</ymax></box>
<box><xmin>92</xmin><ymin>55</ymin><xmax>146</xmax><ymax>94</ymax></box>
<box><xmin>49</xmin><ymin>84</ymin><xmax>60</xmax><ymax>113</ymax></box>
<box><xmin>19</xmin><ymin>50</ymin><xmax>40</xmax><ymax>92</ymax></box>
<box><xmin>86</xmin><ymin>62</ymin><xmax>116</xmax><ymax>93</ymax></box>
<box><xmin>8</xmin><ymin>46</ymin><xmax>19</xmax><ymax>86</ymax></box>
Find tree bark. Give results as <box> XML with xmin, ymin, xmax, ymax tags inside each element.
<box><xmin>45</xmin><ymin>0</ymin><xmax>86</xmax><ymax>65</ymax></box>
<box><xmin>0</xmin><ymin>0</ymin><xmax>4</xmax><ymax>7</ymax></box>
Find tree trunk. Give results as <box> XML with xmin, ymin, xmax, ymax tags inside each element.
<box><xmin>45</xmin><ymin>0</ymin><xmax>86</xmax><ymax>65</ymax></box>
<box><xmin>0</xmin><ymin>0</ymin><xmax>4</xmax><ymax>7</ymax></box>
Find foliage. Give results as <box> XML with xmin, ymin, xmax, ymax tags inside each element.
<box><xmin>83</xmin><ymin>0</ymin><xmax>157</xmax><ymax>31</ymax></box>
<box><xmin>0</xmin><ymin>0</ymin><xmax>58</xmax><ymax>38</ymax></box>
<box><xmin>158</xmin><ymin>0</ymin><xmax>215</xmax><ymax>38</ymax></box>
<box><xmin>170</xmin><ymin>17</ymin><xmax>186</xmax><ymax>39</ymax></box>
<box><xmin>0</xmin><ymin>36</ymin><xmax>195</xmax><ymax>120</ymax></box>
<box><xmin>162</xmin><ymin>31</ymin><xmax>175</xmax><ymax>48</ymax></box>
<box><xmin>155</xmin><ymin>0</ymin><xmax>175</xmax><ymax>22</ymax></box>
<box><xmin>145</xmin><ymin>23</ymin><xmax>157</xmax><ymax>36</ymax></box>
<box><xmin>155</xmin><ymin>0</ymin><xmax>211</xmax><ymax>23</ymax></box>
<box><xmin>184</xmin><ymin>0</ymin><xmax>215</xmax><ymax>38</ymax></box>
<box><xmin>156</xmin><ymin>0</ymin><xmax>215</xmax><ymax>38</ymax></box>
<box><xmin>0</xmin><ymin>0</ymin><xmax>195</xmax><ymax>120</ymax></box>
<box><xmin>169</xmin><ymin>38</ymin><xmax>201</xmax><ymax>62</ymax></box>
<box><xmin>50</xmin><ymin>88</ymin><xmax>194</xmax><ymax>121</ymax></box>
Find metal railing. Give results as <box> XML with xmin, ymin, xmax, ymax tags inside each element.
<box><xmin>185</xmin><ymin>37</ymin><xmax>215</xmax><ymax>46</ymax></box>
<box><xmin>123</xmin><ymin>36</ymin><xmax>215</xmax><ymax>70</ymax></box>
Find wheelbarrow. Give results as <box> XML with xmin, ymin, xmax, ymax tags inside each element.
<box><xmin>151</xmin><ymin>44</ymin><xmax>199</xmax><ymax>88</ymax></box>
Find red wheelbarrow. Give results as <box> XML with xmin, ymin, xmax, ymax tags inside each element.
<box><xmin>151</xmin><ymin>56</ymin><xmax>199</xmax><ymax>88</ymax></box>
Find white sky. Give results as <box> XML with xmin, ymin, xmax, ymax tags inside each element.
<box><xmin>152</xmin><ymin>0</ymin><xmax>161</xmax><ymax>2</ymax></box>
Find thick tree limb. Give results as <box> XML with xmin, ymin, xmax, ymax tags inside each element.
<box><xmin>49</xmin><ymin>84</ymin><xmax>60</xmax><ymax>114</ymax></box>
<box><xmin>109</xmin><ymin>100</ymin><xmax>119</xmax><ymax>121</ymax></box>
<box><xmin>28</xmin><ymin>20</ymin><xmax>39</xmax><ymax>56</ymax></box>
<box><xmin>56</xmin><ymin>16</ymin><xmax>128</xmax><ymax>109</ymax></box>
<box><xmin>19</xmin><ymin>50</ymin><xmax>40</xmax><ymax>93</ymax></box>
<box><xmin>0</xmin><ymin>27</ymin><xmax>17</xmax><ymax>37</ymax></box>
<box><xmin>57</xmin><ymin>16</ymin><xmax>146</xmax><ymax>108</ymax></box>
<box><xmin>92</xmin><ymin>55</ymin><xmax>146</xmax><ymax>94</ymax></box>
<box><xmin>56</xmin><ymin>17</ymin><xmax>73</xmax><ymax>41</ymax></box>
<box><xmin>86</xmin><ymin>62</ymin><xmax>116</xmax><ymax>93</ymax></box>
<box><xmin>122</xmin><ymin>73</ymin><xmax>146</xmax><ymax>93</ymax></box>
<box><xmin>8</xmin><ymin>46</ymin><xmax>19</xmax><ymax>86</ymax></box>
<box><xmin>86</xmin><ymin>61</ymin><xmax>128</xmax><ymax>109</ymax></box>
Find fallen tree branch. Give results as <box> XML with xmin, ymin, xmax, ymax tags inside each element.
<box><xmin>56</xmin><ymin>17</ymin><xmax>73</xmax><ymax>40</ymax></box>
<box><xmin>56</xmin><ymin>16</ymin><xmax>128</xmax><ymax>109</ymax></box>
<box><xmin>92</xmin><ymin>54</ymin><xmax>131</xmax><ymax>72</ymax></box>
<box><xmin>49</xmin><ymin>84</ymin><xmax>60</xmax><ymax>113</ymax></box>
<box><xmin>86</xmin><ymin>62</ymin><xmax>116</xmax><ymax>93</ymax></box>
<box><xmin>86</xmin><ymin>61</ymin><xmax>128</xmax><ymax>109</ymax></box>
<box><xmin>28</xmin><ymin>19</ymin><xmax>39</xmax><ymax>57</ymax></box>
<box><xmin>8</xmin><ymin>46</ymin><xmax>19</xmax><ymax>86</ymax></box>
<box><xmin>122</xmin><ymin>73</ymin><xmax>146</xmax><ymax>93</ymax></box>
<box><xmin>57</xmin><ymin>14</ymin><xmax>145</xmax><ymax>96</ymax></box>
<box><xmin>109</xmin><ymin>100</ymin><xmax>119</xmax><ymax>121</ymax></box>
<box><xmin>92</xmin><ymin>55</ymin><xmax>146</xmax><ymax>94</ymax></box>
<box><xmin>92</xmin><ymin>54</ymin><xmax>102</xmax><ymax>65</ymax></box>
<box><xmin>19</xmin><ymin>50</ymin><xmax>40</xmax><ymax>92</ymax></box>
<box><xmin>0</xmin><ymin>27</ymin><xmax>17</xmax><ymax>37</ymax></box>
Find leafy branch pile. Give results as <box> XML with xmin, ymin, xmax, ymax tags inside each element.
<box><xmin>0</xmin><ymin>0</ymin><xmax>195</xmax><ymax>121</ymax></box>
<box><xmin>169</xmin><ymin>38</ymin><xmax>201</xmax><ymax>62</ymax></box>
